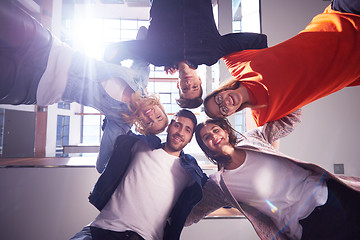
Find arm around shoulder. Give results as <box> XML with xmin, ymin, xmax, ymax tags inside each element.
<box><xmin>185</xmin><ymin>178</ymin><xmax>231</xmax><ymax>226</ymax></box>
<box><xmin>243</xmin><ymin>109</ymin><xmax>302</xmax><ymax>145</ymax></box>
<box><xmin>261</xmin><ymin>108</ymin><xmax>302</xmax><ymax>144</ymax></box>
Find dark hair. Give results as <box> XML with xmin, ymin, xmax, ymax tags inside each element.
<box><xmin>176</xmin><ymin>87</ymin><xmax>203</xmax><ymax>109</ymax></box>
<box><xmin>171</xmin><ymin>109</ymin><xmax>197</xmax><ymax>132</ymax></box>
<box><xmin>195</xmin><ymin>118</ymin><xmax>241</xmax><ymax>166</ymax></box>
<box><xmin>204</xmin><ymin>80</ymin><xmax>241</xmax><ymax>118</ymax></box>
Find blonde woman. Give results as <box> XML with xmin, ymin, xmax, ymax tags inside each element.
<box><xmin>0</xmin><ymin>1</ymin><xmax>168</xmax><ymax>173</ymax></box>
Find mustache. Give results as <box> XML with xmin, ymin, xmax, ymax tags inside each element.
<box><xmin>173</xmin><ymin>133</ymin><xmax>184</xmax><ymax>142</ymax></box>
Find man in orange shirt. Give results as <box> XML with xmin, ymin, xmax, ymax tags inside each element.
<box><xmin>204</xmin><ymin>0</ymin><xmax>360</xmax><ymax>127</ymax></box>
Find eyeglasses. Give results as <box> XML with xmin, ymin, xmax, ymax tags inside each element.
<box><xmin>214</xmin><ymin>94</ymin><xmax>228</xmax><ymax>117</ymax></box>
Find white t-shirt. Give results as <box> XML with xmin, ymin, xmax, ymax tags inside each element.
<box><xmin>36</xmin><ymin>37</ymin><xmax>127</xmax><ymax>105</ymax></box>
<box><xmin>101</xmin><ymin>77</ymin><xmax>127</xmax><ymax>102</ymax></box>
<box><xmin>36</xmin><ymin>37</ymin><xmax>73</xmax><ymax>106</ymax></box>
<box><xmin>211</xmin><ymin>150</ymin><xmax>327</xmax><ymax>240</ymax></box>
<box><xmin>91</xmin><ymin>141</ymin><xmax>193</xmax><ymax>240</ymax></box>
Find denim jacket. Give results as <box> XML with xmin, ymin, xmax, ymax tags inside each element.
<box><xmin>62</xmin><ymin>52</ymin><xmax>150</xmax><ymax>173</ymax></box>
<box><xmin>89</xmin><ymin>133</ymin><xmax>208</xmax><ymax>240</ymax></box>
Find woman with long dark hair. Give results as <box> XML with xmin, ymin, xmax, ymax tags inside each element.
<box><xmin>189</xmin><ymin>109</ymin><xmax>360</xmax><ymax>240</ymax></box>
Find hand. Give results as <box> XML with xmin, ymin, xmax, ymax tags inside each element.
<box><xmin>165</xmin><ymin>65</ymin><xmax>178</xmax><ymax>75</ymax></box>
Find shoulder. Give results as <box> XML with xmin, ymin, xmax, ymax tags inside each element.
<box><xmin>181</xmin><ymin>153</ymin><xmax>208</xmax><ymax>182</ymax></box>
<box><xmin>182</xmin><ymin>153</ymin><xmax>196</xmax><ymax>161</ymax></box>
<box><xmin>181</xmin><ymin>153</ymin><xmax>202</xmax><ymax>167</ymax></box>
<box><xmin>115</xmin><ymin>132</ymin><xmax>162</xmax><ymax>149</ymax></box>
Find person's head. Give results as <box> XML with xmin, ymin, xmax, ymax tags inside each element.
<box><xmin>122</xmin><ymin>92</ymin><xmax>168</xmax><ymax>135</ymax></box>
<box><xmin>164</xmin><ymin>109</ymin><xmax>197</xmax><ymax>156</ymax></box>
<box><xmin>195</xmin><ymin>118</ymin><xmax>238</xmax><ymax>166</ymax></box>
<box><xmin>204</xmin><ymin>80</ymin><xmax>243</xmax><ymax>118</ymax></box>
<box><xmin>176</xmin><ymin>62</ymin><xmax>203</xmax><ymax>109</ymax></box>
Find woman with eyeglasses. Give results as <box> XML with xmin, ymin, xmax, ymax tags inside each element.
<box><xmin>187</xmin><ymin>109</ymin><xmax>360</xmax><ymax>240</ymax></box>
<box><xmin>204</xmin><ymin>1</ymin><xmax>360</xmax><ymax>127</ymax></box>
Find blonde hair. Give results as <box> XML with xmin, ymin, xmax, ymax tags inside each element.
<box><xmin>121</xmin><ymin>92</ymin><xmax>168</xmax><ymax>135</ymax></box>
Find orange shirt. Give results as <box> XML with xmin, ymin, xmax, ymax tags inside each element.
<box><xmin>223</xmin><ymin>5</ymin><xmax>360</xmax><ymax>126</ymax></box>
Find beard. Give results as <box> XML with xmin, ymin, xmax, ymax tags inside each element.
<box><xmin>165</xmin><ymin>134</ymin><xmax>187</xmax><ymax>152</ymax></box>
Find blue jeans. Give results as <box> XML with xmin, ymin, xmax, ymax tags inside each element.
<box><xmin>332</xmin><ymin>0</ymin><xmax>360</xmax><ymax>14</ymax></box>
<box><xmin>0</xmin><ymin>0</ymin><xmax>52</xmax><ymax>104</ymax></box>
<box><xmin>300</xmin><ymin>179</ymin><xmax>360</xmax><ymax>239</ymax></box>
<box><xmin>69</xmin><ymin>226</ymin><xmax>92</xmax><ymax>240</ymax></box>
<box><xmin>90</xmin><ymin>227</ymin><xmax>144</xmax><ymax>240</ymax></box>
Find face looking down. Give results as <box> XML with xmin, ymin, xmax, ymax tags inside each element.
<box><xmin>177</xmin><ymin>63</ymin><xmax>202</xmax><ymax>100</ymax></box>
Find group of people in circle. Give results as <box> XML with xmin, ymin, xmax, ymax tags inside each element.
<box><xmin>1</xmin><ymin>0</ymin><xmax>360</xmax><ymax>239</ymax></box>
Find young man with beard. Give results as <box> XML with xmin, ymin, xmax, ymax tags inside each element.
<box><xmin>70</xmin><ymin>109</ymin><xmax>208</xmax><ymax>240</ymax></box>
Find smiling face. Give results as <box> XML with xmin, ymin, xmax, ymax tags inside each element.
<box><xmin>137</xmin><ymin>104</ymin><xmax>168</xmax><ymax>134</ymax></box>
<box><xmin>164</xmin><ymin>116</ymin><xmax>195</xmax><ymax>156</ymax></box>
<box><xmin>177</xmin><ymin>63</ymin><xmax>202</xmax><ymax>100</ymax></box>
<box><xmin>199</xmin><ymin>123</ymin><xmax>231</xmax><ymax>155</ymax></box>
<box><xmin>205</xmin><ymin>89</ymin><xmax>243</xmax><ymax>118</ymax></box>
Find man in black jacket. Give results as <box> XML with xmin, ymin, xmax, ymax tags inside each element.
<box><xmin>70</xmin><ymin>109</ymin><xmax>208</xmax><ymax>240</ymax></box>
<box><xmin>104</xmin><ymin>0</ymin><xmax>268</xmax><ymax>108</ymax></box>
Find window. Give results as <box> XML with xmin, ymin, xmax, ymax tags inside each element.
<box><xmin>69</xmin><ymin>18</ymin><xmax>150</xmax><ymax>59</ymax></box>
<box><xmin>58</xmin><ymin>102</ymin><xmax>71</xmax><ymax>110</ymax></box>
<box><xmin>56</xmin><ymin>115</ymin><xmax>70</xmax><ymax>156</ymax></box>
<box><xmin>234</xmin><ymin>111</ymin><xmax>246</xmax><ymax>135</ymax></box>
<box><xmin>232</xmin><ymin>0</ymin><xmax>261</xmax><ymax>132</ymax></box>
<box><xmin>81</xmin><ymin>106</ymin><xmax>104</xmax><ymax>145</ymax></box>
<box><xmin>68</xmin><ymin>18</ymin><xmax>155</xmax><ymax>144</ymax></box>
<box><xmin>147</xmin><ymin>79</ymin><xmax>181</xmax><ymax>115</ymax></box>
<box><xmin>236</xmin><ymin>0</ymin><xmax>261</xmax><ymax>33</ymax></box>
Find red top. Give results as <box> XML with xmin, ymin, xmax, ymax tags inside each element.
<box><xmin>223</xmin><ymin>5</ymin><xmax>360</xmax><ymax>126</ymax></box>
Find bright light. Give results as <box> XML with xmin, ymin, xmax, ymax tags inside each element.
<box><xmin>241</xmin><ymin>0</ymin><xmax>261</xmax><ymax>33</ymax></box>
<box><xmin>265</xmin><ymin>199</ymin><xmax>279</xmax><ymax>213</ymax></box>
<box><xmin>72</xmin><ymin>17</ymin><xmax>105</xmax><ymax>59</ymax></box>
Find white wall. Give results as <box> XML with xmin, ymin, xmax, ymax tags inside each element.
<box><xmin>181</xmin><ymin>218</ymin><xmax>259</xmax><ymax>240</ymax></box>
<box><xmin>261</xmin><ymin>0</ymin><xmax>360</xmax><ymax>177</ymax></box>
<box><xmin>0</xmin><ymin>167</ymin><xmax>259</xmax><ymax>240</ymax></box>
<box><xmin>0</xmin><ymin>168</ymin><xmax>99</xmax><ymax>240</ymax></box>
<box><xmin>46</xmin><ymin>103</ymin><xmax>82</xmax><ymax>157</ymax></box>
<box><xmin>261</xmin><ymin>0</ymin><xmax>330</xmax><ymax>46</ymax></box>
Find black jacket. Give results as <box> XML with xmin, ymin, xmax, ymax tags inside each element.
<box><xmin>89</xmin><ymin>133</ymin><xmax>208</xmax><ymax>239</ymax></box>
<box><xmin>106</xmin><ymin>0</ymin><xmax>267</xmax><ymax>68</ymax></box>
